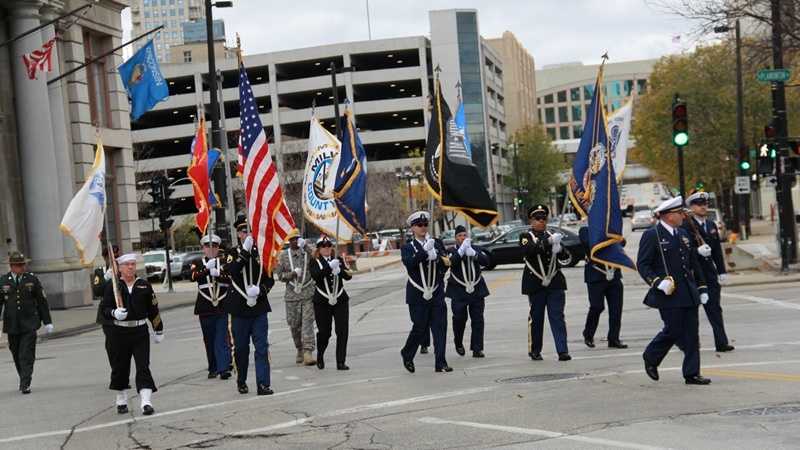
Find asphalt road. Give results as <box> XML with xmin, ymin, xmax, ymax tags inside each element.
<box><xmin>2</xmin><ymin>233</ymin><xmax>800</xmax><ymax>449</ymax></box>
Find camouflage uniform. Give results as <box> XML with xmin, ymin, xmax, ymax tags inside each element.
<box><xmin>275</xmin><ymin>243</ymin><xmax>316</xmax><ymax>355</ymax></box>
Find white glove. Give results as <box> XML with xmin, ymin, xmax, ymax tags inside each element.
<box><xmin>243</xmin><ymin>236</ymin><xmax>254</xmax><ymax>252</ymax></box>
<box><xmin>427</xmin><ymin>249</ymin><xmax>438</xmax><ymax>261</ymax></box>
<box><xmin>457</xmin><ymin>244</ymin><xmax>466</xmax><ymax>257</ymax></box>
<box><xmin>293</xmin><ymin>267</ymin><xmax>303</xmax><ymax>278</ymax></box>
<box><xmin>698</xmin><ymin>244</ymin><xmax>712</xmax><ymax>257</ymax></box>
<box><xmin>549</xmin><ymin>233</ymin><xmax>563</xmax><ymax>246</ymax></box>
<box><xmin>465</xmin><ymin>246</ymin><xmax>477</xmax><ymax>257</ymax></box>
<box><xmin>112</xmin><ymin>308</ymin><xmax>128</xmax><ymax>321</ymax></box>
<box><xmin>297</xmin><ymin>238</ymin><xmax>306</xmax><ymax>248</ymax></box>
<box><xmin>552</xmin><ymin>243</ymin><xmax>562</xmax><ymax>255</ymax></box>
<box><xmin>153</xmin><ymin>332</ymin><xmax>164</xmax><ymax>344</ymax></box>
<box><xmin>463</xmin><ymin>238</ymin><xmax>472</xmax><ymax>249</ymax></box>
<box><xmin>657</xmin><ymin>279</ymin><xmax>674</xmax><ymax>294</ymax></box>
<box><xmin>246</xmin><ymin>296</ymin><xmax>257</xmax><ymax>307</ymax></box>
<box><xmin>44</xmin><ymin>323</ymin><xmax>54</xmax><ymax>334</ymax></box>
<box><xmin>246</xmin><ymin>285</ymin><xmax>260</xmax><ymax>297</ymax></box>
<box><xmin>331</xmin><ymin>266</ymin><xmax>341</xmax><ymax>276</ymax></box>
<box><xmin>423</xmin><ymin>239</ymin><xmax>435</xmax><ymax>252</ymax></box>
<box><xmin>700</xmin><ymin>292</ymin><xmax>709</xmax><ymax>304</ymax></box>
<box><xmin>204</xmin><ymin>258</ymin><xmax>217</xmax><ymax>270</ymax></box>
<box><xmin>209</xmin><ymin>268</ymin><xmax>221</xmax><ymax>278</ymax></box>
<box><xmin>328</xmin><ymin>259</ymin><xmax>340</xmax><ymax>271</ymax></box>
<box><xmin>104</xmin><ymin>269</ymin><xmax>113</xmax><ymax>281</ymax></box>
<box><xmin>718</xmin><ymin>273</ymin><xmax>727</xmax><ymax>284</ymax></box>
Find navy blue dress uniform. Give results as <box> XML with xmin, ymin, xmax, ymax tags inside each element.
<box><xmin>520</xmin><ymin>205</ymin><xmax>571</xmax><ymax>361</ymax></box>
<box><xmin>682</xmin><ymin>191</ymin><xmax>734</xmax><ymax>352</ymax></box>
<box><xmin>446</xmin><ymin>225</ymin><xmax>490</xmax><ymax>357</ymax></box>
<box><xmin>100</xmin><ymin>253</ymin><xmax>164</xmax><ymax>414</ymax></box>
<box><xmin>0</xmin><ymin>252</ymin><xmax>53</xmax><ymax>394</ymax></box>
<box><xmin>638</xmin><ymin>197</ymin><xmax>711</xmax><ymax>385</ymax></box>
<box><xmin>400</xmin><ymin>211</ymin><xmax>453</xmax><ymax>373</ymax></box>
<box><xmin>578</xmin><ymin>227</ymin><xmax>627</xmax><ymax>349</ymax></box>
<box><xmin>309</xmin><ymin>237</ymin><xmax>352</xmax><ymax>371</ymax></box>
<box><xmin>225</xmin><ymin>217</ymin><xmax>275</xmax><ymax>396</ymax></box>
<box><xmin>192</xmin><ymin>234</ymin><xmax>233</xmax><ymax>380</ymax></box>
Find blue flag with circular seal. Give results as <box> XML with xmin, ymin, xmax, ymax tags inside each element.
<box><xmin>118</xmin><ymin>40</ymin><xmax>169</xmax><ymax>121</ymax></box>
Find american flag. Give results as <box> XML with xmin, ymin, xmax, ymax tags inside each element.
<box><xmin>238</xmin><ymin>62</ymin><xmax>296</xmax><ymax>274</ymax></box>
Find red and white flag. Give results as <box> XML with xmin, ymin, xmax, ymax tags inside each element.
<box><xmin>22</xmin><ymin>37</ymin><xmax>56</xmax><ymax>80</ymax></box>
<box><xmin>238</xmin><ymin>60</ymin><xmax>296</xmax><ymax>274</ymax></box>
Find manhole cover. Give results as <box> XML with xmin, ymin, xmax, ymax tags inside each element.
<box><xmin>497</xmin><ymin>373</ymin><xmax>583</xmax><ymax>384</ymax></box>
<box><xmin>721</xmin><ymin>405</ymin><xmax>800</xmax><ymax>416</ymax></box>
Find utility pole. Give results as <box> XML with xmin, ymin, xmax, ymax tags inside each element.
<box><xmin>770</xmin><ymin>0</ymin><xmax>796</xmax><ymax>269</ymax></box>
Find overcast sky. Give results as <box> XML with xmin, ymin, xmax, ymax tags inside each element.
<box><xmin>122</xmin><ymin>0</ymin><xmax>711</xmax><ymax>67</ymax></box>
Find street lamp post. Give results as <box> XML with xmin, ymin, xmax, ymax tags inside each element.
<box><xmin>205</xmin><ymin>0</ymin><xmax>233</xmax><ymax>240</ymax></box>
<box><xmin>395</xmin><ymin>166</ymin><xmax>423</xmax><ymax>213</ymax></box>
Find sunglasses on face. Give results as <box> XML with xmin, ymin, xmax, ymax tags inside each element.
<box><xmin>414</xmin><ymin>222</ymin><xmax>429</xmax><ymax>227</ymax></box>
<box><xmin>691</xmin><ymin>201</ymin><xmax>708</xmax><ymax>206</ymax></box>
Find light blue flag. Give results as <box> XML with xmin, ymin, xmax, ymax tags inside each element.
<box><xmin>118</xmin><ymin>40</ymin><xmax>169</xmax><ymax>120</ymax></box>
<box><xmin>454</xmin><ymin>100</ymin><xmax>472</xmax><ymax>159</ymax></box>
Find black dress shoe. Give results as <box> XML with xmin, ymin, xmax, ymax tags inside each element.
<box><xmin>529</xmin><ymin>352</ymin><xmax>543</xmax><ymax>361</ymax></box>
<box><xmin>20</xmin><ymin>385</ymin><xmax>31</xmax><ymax>394</ymax></box>
<box><xmin>455</xmin><ymin>346</ymin><xmax>466</xmax><ymax>356</ymax></box>
<box><xmin>420</xmin><ymin>346</ymin><xmax>429</xmax><ymax>354</ymax></box>
<box><xmin>608</xmin><ymin>341</ymin><xmax>629</xmax><ymax>349</ymax></box>
<box><xmin>237</xmin><ymin>383</ymin><xmax>249</xmax><ymax>394</ymax></box>
<box><xmin>716</xmin><ymin>345</ymin><xmax>735</xmax><ymax>352</ymax></box>
<box><xmin>208</xmin><ymin>371</ymin><xmax>217</xmax><ymax>379</ymax></box>
<box><xmin>402</xmin><ymin>357</ymin><xmax>415</xmax><ymax>373</ymax></box>
<box><xmin>117</xmin><ymin>405</ymin><xmax>129</xmax><ymax>414</ymax></box>
<box><xmin>317</xmin><ymin>356</ymin><xmax>325</xmax><ymax>370</ymax></box>
<box><xmin>257</xmin><ymin>384</ymin><xmax>274</xmax><ymax>395</ymax></box>
<box><xmin>220</xmin><ymin>371</ymin><xmax>231</xmax><ymax>380</ymax></box>
<box><xmin>142</xmin><ymin>405</ymin><xmax>155</xmax><ymax>416</ymax></box>
<box><xmin>472</xmin><ymin>351</ymin><xmax>485</xmax><ymax>358</ymax></box>
<box><xmin>435</xmin><ymin>365</ymin><xmax>453</xmax><ymax>372</ymax></box>
<box><xmin>685</xmin><ymin>375</ymin><xmax>712</xmax><ymax>385</ymax></box>
<box><xmin>558</xmin><ymin>353</ymin><xmax>572</xmax><ymax>361</ymax></box>
<box><xmin>337</xmin><ymin>363</ymin><xmax>350</xmax><ymax>371</ymax></box>
<box><xmin>643</xmin><ymin>357</ymin><xmax>659</xmax><ymax>381</ymax></box>
<box><xmin>584</xmin><ymin>337</ymin><xmax>595</xmax><ymax>348</ymax></box>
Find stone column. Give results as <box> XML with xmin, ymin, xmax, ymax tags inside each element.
<box><xmin>9</xmin><ymin>0</ymin><xmax>88</xmax><ymax>308</ymax></box>
<box><xmin>41</xmin><ymin>0</ymin><xmax>78</xmax><ymax>263</ymax></box>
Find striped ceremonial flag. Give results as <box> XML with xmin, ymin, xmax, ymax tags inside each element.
<box><xmin>238</xmin><ymin>60</ymin><xmax>296</xmax><ymax>273</ymax></box>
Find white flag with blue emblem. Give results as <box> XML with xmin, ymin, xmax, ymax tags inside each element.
<box><xmin>608</xmin><ymin>101</ymin><xmax>632</xmax><ymax>181</ymax></box>
<box><xmin>60</xmin><ymin>138</ymin><xmax>106</xmax><ymax>266</ymax></box>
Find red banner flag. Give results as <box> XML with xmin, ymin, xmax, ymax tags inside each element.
<box><xmin>22</xmin><ymin>37</ymin><xmax>56</xmax><ymax>80</ymax></box>
<box><xmin>187</xmin><ymin>117</ymin><xmax>211</xmax><ymax>234</ymax></box>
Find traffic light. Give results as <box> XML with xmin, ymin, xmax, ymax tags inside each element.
<box><xmin>148</xmin><ymin>177</ymin><xmax>164</xmax><ymax>210</ymax></box>
<box><xmin>757</xmin><ymin>144</ymin><xmax>775</xmax><ymax>175</ymax></box>
<box><xmin>694</xmin><ymin>180</ymin><xmax>705</xmax><ymax>191</ymax></box>
<box><xmin>739</xmin><ymin>159</ymin><xmax>751</xmax><ymax>173</ymax></box>
<box><xmin>671</xmin><ymin>98</ymin><xmax>688</xmax><ymax>147</ymax></box>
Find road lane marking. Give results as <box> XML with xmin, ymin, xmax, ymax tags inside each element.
<box><xmin>418</xmin><ymin>417</ymin><xmax>669</xmax><ymax>450</ymax></box>
<box><xmin>724</xmin><ymin>292</ymin><xmax>800</xmax><ymax>311</ymax></box>
<box><xmin>178</xmin><ymin>386</ymin><xmax>497</xmax><ymax>447</ymax></box>
<box><xmin>702</xmin><ymin>368</ymin><xmax>800</xmax><ymax>382</ymax></box>
<box><xmin>0</xmin><ymin>376</ymin><xmax>399</xmax><ymax>444</ymax></box>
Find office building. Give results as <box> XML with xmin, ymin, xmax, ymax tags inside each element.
<box><xmin>130</xmin><ymin>0</ymin><xmax>205</xmax><ymax>62</ymax></box>
<box><xmin>486</xmin><ymin>31</ymin><xmax>537</xmax><ymax>135</ymax></box>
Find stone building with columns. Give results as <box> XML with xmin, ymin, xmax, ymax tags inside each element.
<box><xmin>0</xmin><ymin>0</ymin><xmax>140</xmax><ymax>308</ymax></box>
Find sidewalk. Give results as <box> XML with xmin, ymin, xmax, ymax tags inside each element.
<box><xmin>0</xmin><ymin>254</ymin><xmax>403</xmax><ymax>348</ymax></box>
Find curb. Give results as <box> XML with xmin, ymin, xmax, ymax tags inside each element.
<box><xmin>353</xmin><ymin>258</ymin><xmax>403</xmax><ymax>274</ymax></box>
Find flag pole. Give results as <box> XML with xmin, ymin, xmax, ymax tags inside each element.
<box><xmin>0</xmin><ymin>3</ymin><xmax>92</xmax><ymax>50</ymax></box>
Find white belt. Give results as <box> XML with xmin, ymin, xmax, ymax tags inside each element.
<box><xmin>199</xmin><ymin>282</ymin><xmax>229</xmax><ymax>289</ymax></box>
<box><xmin>524</xmin><ymin>254</ymin><xmax>557</xmax><ymax>287</ymax></box>
<box><xmin>289</xmin><ymin>280</ymin><xmax>314</xmax><ymax>292</ymax></box>
<box><xmin>316</xmin><ymin>285</ymin><xmax>344</xmax><ymax>306</ymax></box>
<box><xmin>451</xmin><ymin>258</ymin><xmax>479</xmax><ymax>294</ymax></box>
<box><xmin>114</xmin><ymin>319</ymin><xmax>146</xmax><ymax>327</ymax></box>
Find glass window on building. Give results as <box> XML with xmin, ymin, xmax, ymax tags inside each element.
<box><xmin>170</xmin><ymin>0</ymin><xmax>175</xmax><ymax>4</ymax></box>
<box><xmin>545</xmin><ymin>107</ymin><xmax>555</xmax><ymax>124</ymax></box>
<box><xmin>583</xmin><ymin>83</ymin><xmax>594</xmax><ymax>99</ymax></box>
<box><xmin>144</xmin><ymin>10</ymin><xmax>151</xmax><ymax>18</ymax></box>
<box><xmin>161</xmin><ymin>0</ymin><xmax>166</xmax><ymax>5</ymax></box>
<box><xmin>162</xmin><ymin>9</ymin><xmax>167</xmax><ymax>16</ymax></box>
<box><xmin>573</xmin><ymin>125</ymin><xmax>583</xmax><ymax>139</ymax></box>
<box><xmin>570</xmin><ymin>87</ymin><xmax>580</xmax><ymax>102</ymax></box>
<box><xmin>183</xmin><ymin>50</ymin><xmax>192</xmax><ymax>63</ymax></box>
<box><xmin>546</xmin><ymin>127</ymin><xmax>556</xmax><ymax>140</ymax></box>
<box><xmin>179</xmin><ymin>8</ymin><xmax>184</xmax><ymax>15</ymax></box>
<box><xmin>170</xmin><ymin>8</ymin><xmax>175</xmax><ymax>16</ymax></box>
<box><xmin>606</xmin><ymin>81</ymin><xmax>621</xmax><ymax>97</ymax></box>
<box><xmin>84</xmin><ymin>31</ymin><xmax>111</xmax><ymax>127</ymax></box>
<box><xmin>538</xmin><ymin>109</ymin><xmax>542</xmax><ymax>123</ymax></box>
<box><xmin>571</xmin><ymin>105</ymin><xmax>582</xmax><ymax>122</ymax></box>
<box><xmin>544</xmin><ymin>93</ymin><xmax>553</xmax><ymax>104</ymax></box>
<box><xmin>559</xmin><ymin>126</ymin><xmax>570</xmax><ymax>140</ymax></box>
<box><xmin>624</xmin><ymin>79</ymin><xmax>634</xmax><ymax>96</ymax></box>
<box><xmin>557</xmin><ymin>90</ymin><xmax>567</xmax><ymax>103</ymax></box>
<box><xmin>637</xmin><ymin>79</ymin><xmax>647</xmax><ymax>94</ymax></box>
<box><xmin>558</xmin><ymin>106</ymin><xmax>568</xmax><ymax>122</ymax></box>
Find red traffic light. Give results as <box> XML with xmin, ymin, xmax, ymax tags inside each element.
<box><xmin>765</xmin><ymin>124</ymin><xmax>777</xmax><ymax>139</ymax></box>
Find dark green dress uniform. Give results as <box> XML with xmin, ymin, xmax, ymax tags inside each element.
<box><xmin>100</xmin><ymin>278</ymin><xmax>163</xmax><ymax>393</ymax></box>
<box><xmin>0</xmin><ymin>269</ymin><xmax>52</xmax><ymax>392</ymax></box>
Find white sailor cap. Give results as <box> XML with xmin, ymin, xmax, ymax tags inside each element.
<box><xmin>654</xmin><ymin>196</ymin><xmax>684</xmax><ymax>215</ymax></box>
<box><xmin>200</xmin><ymin>234</ymin><xmax>222</xmax><ymax>245</ymax></box>
<box><xmin>116</xmin><ymin>253</ymin><xmax>137</xmax><ymax>264</ymax></box>
<box><xmin>686</xmin><ymin>191</ymin><xmax>710</xmax><ymax>205</ymax></box>
<box><xmin>407</xmin><ymin>211</ymin><xmax>430</xmax><ymax>227</ymax></box>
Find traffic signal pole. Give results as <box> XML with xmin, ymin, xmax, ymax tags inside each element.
<box><xmin>672</xmin><ymin>94</ymin><xmax>688</xmax><ymax>202</ymax></box>
<box><xmin>771</xmin><ymin>0</ymin><xmax>796</xmax><ymax>269</ymax></box>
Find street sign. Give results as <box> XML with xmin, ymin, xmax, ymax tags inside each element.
<box><xmin>757</xmin><ymin>69</ymin><xmax>791</xmax><ymax>83</ymax></box>
<box><xmin>735</xmin><ymin>176</ymin><xmax>751</xmax><ymax>194</ymax></box>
